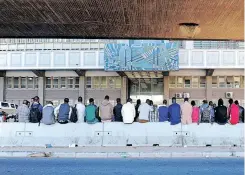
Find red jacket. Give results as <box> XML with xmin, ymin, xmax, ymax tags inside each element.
<box><xmin>192</xmin><ymin>106</ymin><xmax>199</xmax><ymax>123</ymax></box>
<box><xmin>228</xmin><ymin>104</ymin><xmax>239</xmax><ymax>125</ymax></box>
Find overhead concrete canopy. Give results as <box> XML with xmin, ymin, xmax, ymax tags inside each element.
<box><xmin>0</xmin><ymin>0</ymin><xmax>244</xmax><ymax>40</ymax></box>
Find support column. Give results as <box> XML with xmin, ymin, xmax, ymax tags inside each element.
<box><xmin>121</xmin><ymin>76</ymin><xmax>128</xmax><ymax>104</ymax></box>
<box><xmin>163</xmin><ymin>76</ymin><xmax>170</xmax><ymax>101</ymax></box>
<box><xmin>206</xmin><ymin>76</ymin><xmax>212</xmax><ymax>100</ymax></box>
<box><xmin>0</xmin><ymin>77</ymin><xmax>5</xmax><ymax>101</ymax></box>
<box><xmin>79</xmin><ymin>76</ymin><xmax>85</xmax><ymax>99</ymax></box>
<box><xmin>38</xmin><ymin>77</ymin><xmax>44</xmax><ymax>105</ymax></box>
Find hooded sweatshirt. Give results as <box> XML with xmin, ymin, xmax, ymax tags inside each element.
<box><xmin>99</xmin><ymin>100</ymin><xmax>113</xmax><ymax>122</ymax></box>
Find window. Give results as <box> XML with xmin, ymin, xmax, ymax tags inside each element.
<box><xmin>46</xmin><ymin>77</ymin><xmax>51</xmax><ymax>88</ymax></box>
<box><xmin>52</xmin><ymin>77</ymin><xmax>59</xmax><ymax>88</ymax></box>
<box><xmin>115</xmin><ymin>77</ymin><xmax>121</xmax><ymax>88</ymax></box>
<box><xmin>1</xmin><ymin>102</ymin><xmax>9</xmax><ymax>108</ymax></box>
<box><xmin>192</xmin><ymin>77</ymin><xmax>199</xmax><ymax>88</ymax></box>
<box><xmin>27</xmin><ymin>77</ymin><xmax>34</xmax><ymax>88</ymax></box>
<box><xmin>101</xmin><ymin>77</ymin><xmax>107</xmax><ymax>88</ymax></box>
<box><xmin>226</xmin><ymin>76</ymin><xmax>234</xmax><ymax>88</ymax></box>
<box><xmin>177</xmin><ymin>77</ymin><xmax>183</xmax><ymax>88</ymax></box>
<box><xmin>219</xmin><ymin>76</ymin><xmax>226</xmax><ymax>88</ymax></box>
<box><xmin>68</xmin><ymin>77</ymin><xmax>74</xmax><ymax>88</ymax></box>
<box><xmin>234</xmin><ymin>76</ymin><xmax>240</xmax><ymax>88</ymax></box>
<box><xmin>10</xmin><ymin>104</ymin><xmax>15</xmax><ymax>108</ymax></box>
<box><xmin>212</xmin><ymin>76</ymin><xmax>218</xmax><ymax>88</ymax></box>
<box><xmin>93</xmin><ymin>77</ymin><xmax>100</xmax><ymax>89</ymax></box>
<box><xmin>108</xmin><ymin>77</ymin><xmax>115</xmax><ymax>88</ymax></box>
<box><xmin>13</xmin><ymin>77</ymin><xmax>19</xmax><ymax>88</ymax></box>
<box><xmin>241</xmin><ymin>76</ymin><xmax>244</xmax><ymax>88</ymax></box>
<box><xmin>75</xmin><ymin>77</ymin><xmax>79</xmax><ymax>88</ymax></box>
<box><xmin>200</xmin><ymin>76</ymin><xmax>206</xmax><ymax>88</ymax></box>
<box><xmin>60</xmin><ymin>77</ymin><xmax>66</xmax><ymax>88</ymax></box>
<box><xmin>184</xmin><ymin>77</ymin><xmax>191</xmax><ymax>88</ymax></box>
<box><xmin>7</xmin><ymin>77</ymin><xmax>12</xmax><ymax>88</ymax></box>
<box><xmin>152</xmin><ymin>79</ymin><xmax>163</xmax><ymax>93</ymax></box>
<box><xmin>86</xmin><ymin>77</ymin><xmax>92</xmax><ymax>88</ymax></box>
<box><xmin>35</xmin><ymin>77</ymin><xmax>39</xmax><ymax>88</ymax></box>
<box><xmin>169</xmin><ymin>77</ymin><xmax>176</xmax><ymax>88</ymax></box>
<box><xmin>21</xmin><ymin>77</ymin><xmax>26</xmax><ymax>88</ymax></box>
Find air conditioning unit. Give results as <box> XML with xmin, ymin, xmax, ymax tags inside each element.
<box><xmin>175</xmin><ymin>93</ymin><xmax>183</xmax><ymax>99</ymax></box>
<box><xmin>225</xmin><ymin>92</ymin><xmax>233</xmax><ymax>99</ymax></box>
<box><xmin>183</xmin><ymin>93</ymin><xmax>190</xmax><ymax>98</ymax></box>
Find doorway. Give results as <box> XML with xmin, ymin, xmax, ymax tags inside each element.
<box><xmin>129</xmin><ymin>78</ymin><xmax>163</xmax><ymax>105</ymax></box>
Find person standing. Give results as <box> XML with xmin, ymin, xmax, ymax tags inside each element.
<box><xmin>113</xmin><ymin>98</ymin><xmax>123</xmax><ymax>122</ymax></box>
<box><xmin>17</xmin><ymin>100</ymin><xmax>30</xmax><ymax>122</ymax></box>
<box><xmin>191</xmin><ymin>101</ymin><xmax>199</xmax><ymax>123</ymax></box>
<box><xmin>181</xmin><ymin>98</ymin><xmax>192</xmax><ymax>125</ymax></box>
<box><xmin>228</xmin><ymin>98</ymin><xmax>239</xmax><ymax>125</ymax></box>
<box><xmin>158</xmin><ymin>100</ymin><xmax>169</xmax><ymax>122</ymax></box>
<box><xmin>122</xmin><ymin>98</ymin><xmax>135</xmax><ymax>124</ymax></box>
<box><xmin>138</xmin><ymin>99</ymin><xmax>153</xmax><ymax>123</ymax></box>
<box><xmin>234</xmin><ymin>100</ymin><xmax>244</xmax><ymax>123</ymax></box>
<box><xmin>168</xmin><ymin>97</ymin><xmax>181</xmax><ymax>125</ymax></box>
<box><xmin>214</xmin><ymin>98</ymin><xmax>227</xmax><ymax>125</ymax></box>
<box><xmin>42</xmin><ymin>101</ymin><xmax>55</xmax><ymax>125</ymax></box>
<box><xmin>85</xmin><ymin>98</ymin><xmax>99</xmax><ymax>124</ymax></box>
<box><xmin>134</xmin><ymin>99</ymin><xmax>141</xmax><ymax>122</ymax></box>
<box><xmin>76</xmin><ymin>96</ymin><xmax>86</xmax><ymax>123</ymax></box>
<box><xmin>99</xmin><ymin>95</ymin><xmax>113</xmax><ymax>122</ymax></box>
<box><xmin>54</xmin><ymin>98</ymin><xmax>72</xmax><ymax>124</ymax></box>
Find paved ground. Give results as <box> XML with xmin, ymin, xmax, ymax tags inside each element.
<box><xmin>0</xmin><ymin>158</ymin><xmax>243</xmax><ymax>175</ymax></box>
<box><xmin>0</xmin><ymin>146</ymin><xmax>243</xmax><ymax>158</ymax></box>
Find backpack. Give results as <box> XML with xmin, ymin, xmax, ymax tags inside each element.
<box><xmin>201</xmin><ymin>106</ymin><xmax>211</xmax><ymax>123</ymax></box>
<box><xmin>29</xmin><ymin>104</ymin><xmax>42</xmax><ymax>125</ymax></box>
<box><xmin>70</xmin><ymin>105</ymin><xmax>78</xmax><ymax>123</ymax></box>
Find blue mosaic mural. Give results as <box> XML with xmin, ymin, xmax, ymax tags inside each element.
<box><xmin>104</xmin><ymin>40</ymin><xmax>179</xmax><ymax>71</ymax></box>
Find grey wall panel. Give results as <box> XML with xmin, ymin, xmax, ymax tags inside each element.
<box><xmin>44</xmin><ymin>89</ymin><xmax>79</xmax><ymax>100</ymax></box>
<box><xmin>212</xmin><ymin>89</ymin><xmax>244</xmax><ymax>100</ymax></box>
<box><xmin>170</xmin><ymin>88</ymin><xmax>206</xmax><ymax>99</ymax></box>
<box><xmin>5</xmin><ymin>89</ymin><xmax>38</xmax><ymax>100</ymax></box>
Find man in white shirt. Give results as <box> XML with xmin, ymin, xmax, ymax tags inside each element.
<box><xmin>138</xmin><ymin>99</ymin><xmax>153</xmax><ymax>123</ymax></box>
<box><xmin>76</xmin><ymin>96</ymin><xmax>86</xmax><ymax>123</ymax></box>
<box><xmin>122</xmin><ymin>98</ymin><xmax>135</xmax><ymax>124</ymax></box>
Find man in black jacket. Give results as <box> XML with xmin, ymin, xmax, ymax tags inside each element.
<box><xmin>113</xmin><ymin>98</ymin><xmax>123</xmax><ymax>122</ymax></box>
<box><xmin>235</xmin><ymin>100</ymin><xmax>244</xmax><ymax>123</ymax></box>
<box><xmin>214</xmin><ymin>98</ymin><xmax>228</xmax><ymax>125</ymax></box>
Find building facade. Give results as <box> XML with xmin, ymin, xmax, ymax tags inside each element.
<box><xmin>0</xmin><ymin>39</ymin><xmax>244</xmax><ymax>107</ymax></box>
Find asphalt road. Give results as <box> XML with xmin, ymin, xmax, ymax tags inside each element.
<box><xmin>0</xmin><ymin>158</ymin><xmax>243</xmax><ymax>175</ymax></box>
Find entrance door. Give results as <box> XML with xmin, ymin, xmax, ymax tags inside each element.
<box><xmin>129</xmin><ymin>78</ymin><xmax>163</xmax><ymax>105</ymax></box>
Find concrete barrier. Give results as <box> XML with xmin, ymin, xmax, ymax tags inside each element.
<box><xmin>0</xmin><ymin>122</ymin><xmax>243</xmax><ymax>147</ymax></box>
<box><xmin>0</xmin><ymin>123</ymin><xmax>26</xmax><ymax>147</ymax></box>
<box><xmin>103</xmin><ymin>123</ymin><xmax>182</xmax><ymax>146</ymax></box>
<box><xmin>182</xmin><ymin>123</ymin><xmax>244</xmax><ymax>147</ymax></box>
<box><xmin>0</xmin><ymin>123</ymin><xmax>104</xmax><ymax>147</ymax></box>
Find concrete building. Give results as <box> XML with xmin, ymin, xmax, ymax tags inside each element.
<box><xmin>0</xmin><ymin>39</ymin><xmax>244</xmax><ymax>107</ymax></box>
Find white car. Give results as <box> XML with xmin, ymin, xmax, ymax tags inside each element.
<box><xmin>0</xmin><ymin>102</ymin><xmax>18</xmax><ymax>110</ymax></box>
<box><xmin>0</xmin><ymin>102</ymin><xmax>18</xmax><ymax>116</ymax></box>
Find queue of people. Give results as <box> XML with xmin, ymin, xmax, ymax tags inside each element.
<box><xmin>11</xmin><ymin>95</ymin><xmax>245</xmax><ymax>125</ymax></box>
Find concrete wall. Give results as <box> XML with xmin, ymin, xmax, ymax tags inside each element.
<box><xmin>0</xmin><ymin>123</ymin><xmax>243</xmax><ymax>147</ymax></box>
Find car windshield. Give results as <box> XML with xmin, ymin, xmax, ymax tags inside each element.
<box><xmin>1</xmin><ymin>102</ymin><xmax>9</xmax><ymax>108</ymax></box>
